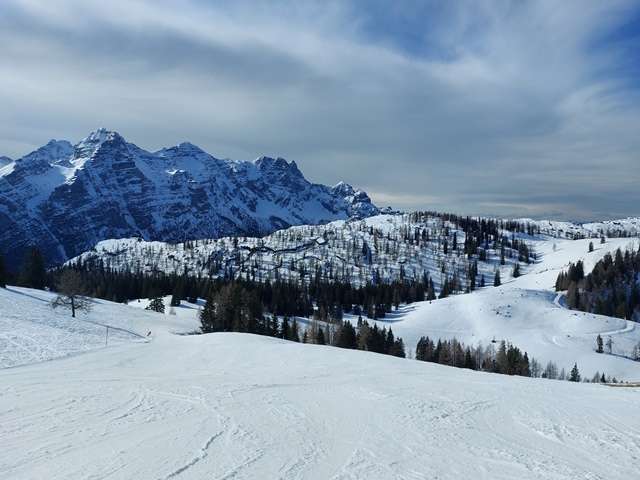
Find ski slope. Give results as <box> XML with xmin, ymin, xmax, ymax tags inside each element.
<box><xmin>2</xmin><ymin>234</ymin><xmax>640</xmax><ymax>478</ymax></box>
<box><xmin>3</xmin><ymin>324</ymin><xmax>640</xmax><ymax>479</ymax></box>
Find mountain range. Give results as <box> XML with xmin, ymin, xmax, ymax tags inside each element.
<box><xmin>0</xmin><ymin>128</ymin><xmax>382</xmax><ymax>269</ymax></box>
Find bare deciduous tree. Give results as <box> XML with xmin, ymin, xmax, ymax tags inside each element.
<box><xmin>51</xmin><ymin>270</ymin><xmax>92</xmax><ymax>318</ymax></box>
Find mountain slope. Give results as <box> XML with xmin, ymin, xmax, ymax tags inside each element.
<box><xmin>0</xmin><ymin>128</ymin><xmax>380</xmax><ymax>269</ymax></box>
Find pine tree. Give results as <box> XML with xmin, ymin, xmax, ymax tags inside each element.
<box><xmin>0</xmin><ymin>251</ymin><xmax>7</xmax><ymax>288</ymax></box>
<box><xmin>317</xmin><ymin>327</ymin><xmax>326</xmax><ymax>345</ymax></box>
<box><xmin>170</xmin><ymin>283</ymin><xmax>182</xmax><ymax>307</ymax></box>
<box><xmin>512</xmin><ymin>262</ymin><xmax>520</xmax><ymax>278</ymax></box>
<box><xmin>494</xmin><ymin>270</ymin><xmax>501</xmax><ymax>287</ymax></box>
<box><xmin>569</xmin><ymin>363</ymin><xmax>581</xmax><ymax>382</ymax></box>
<box><xmin>200</xmin><ymin>296</ymin><xmax>218</xmax><ymax>333</ymax></box>
<box><xmin>596</xmin><ymin>334</ymin><xmax>603</xmax><ymax>353</ymax></box>
<box><xmin>289</xmin><ymin>319</ymin><xmax>300</xmax><ymax>342</ymax></box>
<box><xmin>146</xmin><ymin>288</ymin><xmax>165</xmax><ymax>314</ymax></box>
<box><xmin>281</xmin><ymin>316</ymin><xmax>290</xmax><ymax>339</ymax></box>
<box><xmin>18</xmin><ymin>247</ymin><xmax>46</xmax><ymax>290</ymax></box>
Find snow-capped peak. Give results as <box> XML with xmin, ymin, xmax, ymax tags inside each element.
<box><xmin>0</xmin><ymin>129</ymin><xmax>383</xmax><ymax>269</ymax></box>
<box><xmin>74</xmin><ymin>128</ymin><xmax>126</xmax><ymax>156</ymax></box>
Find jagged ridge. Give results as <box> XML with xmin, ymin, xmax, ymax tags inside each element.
<box><xmin>0</xmin><ymin>128</ymin><xmax>381</xmax><ymax>269</ymax></box>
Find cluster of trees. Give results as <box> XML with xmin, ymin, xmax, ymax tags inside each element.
<box><xmin>333</xmin><ymin>318</ymin><xmax>405</xmax><ymax>357</ymax></box>
<box><xmin>200</xmin><ymin>283</ymin><xmax>263</xmax><ymax>334</ymax></box>
<box><xmin>43</xmin><ymin>263</ymin><xmax>432</xmax><ymax>325</ymax></box>
<box><xmin>198</xmin><ymin>282</ymin><xmax>405</xmax><ymax>358</ymax></box>
<box><xmin>12</xmin><ymin>246</ymin><xmax>47</xmax><ymax>290</ymax></box>
<box><xmin>415</xmin><ymin>337</ymin><xmax>533</xmax><ymax>377</ymax></box>
<box><xmin>414</xmin><ymin>336</ymin><xmax>613</xmax><ymax>383</ymax></box>
<box><xmin>556</xmin><ymin>246</ymin><xmax>640</xmax><ymax>320</ymax></box>
<box><xmin>410</xmin><ymin>212</ymin><xmax>537</xmax><ymax>263</ymax></box>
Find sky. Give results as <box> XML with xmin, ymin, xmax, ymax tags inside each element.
<box><xmin>1</xmin><ymin>0</ymin><xmax>639</xmax><ymax>221</ymax></box>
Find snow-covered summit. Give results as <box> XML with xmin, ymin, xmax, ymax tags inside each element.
<box><xmin>0</xmin><ymin>129</ymin><xmax>382</xmax><ymax>269</ymax></box>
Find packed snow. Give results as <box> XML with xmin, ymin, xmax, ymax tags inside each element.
<box><xmin>2</xmin><ymin>231</ymin><xmax>640</xmax><ymax>479</ymax></box>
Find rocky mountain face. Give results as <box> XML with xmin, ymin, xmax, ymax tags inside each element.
<box><xmin>0</xmin><ymin>128</ymin><xmax>381</xmax><ymax>269</ymax></box>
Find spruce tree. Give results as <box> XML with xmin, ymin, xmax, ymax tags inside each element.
<box><xmin>0</xmin><ymin>251</ymin><xmax>7</xmax><ymax>288</ymax></box>
<box><xmin>494</xmin><ymin>270</ymin><xmax>501</xmax><ymax>287</ymax></box>
<box><xmin>512</xmin><ymin>262</ymin><xmax>520</xmax><ymax>278</ymax></box>
<box><xmin>569</xmin><ymin>363</ymin><xmax>581</xmax><ymax>382</ymax></box>
<box><xmin>317</xmin><ymin>327</ymin><xmax>326</xmax><ymax>345</ymax></box>
<box><xmin>596</xmin><ymin>334</ymin><xmax>603</xmax><ymax>353</ymax></box>
<box><xmin>146</xmin><ymin>288</ymin><xmax>165</xmax><ymax>314</ymax></box>
<box><xmin>289</xmin><ymin>319</ymin><xmax>300</xmax><ymax>342</ymax></box>
<box><xmin>18</xmin><ymin>247</ymin><xmax>46</xmax><ymax>290</ymax></box>
<box><xmin>200</xmin><ymin>296</ymin><xmax>218</xmax><ymax>333</ymax></box>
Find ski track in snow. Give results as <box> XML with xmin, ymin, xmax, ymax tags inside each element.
<box><xmin>3</xmin><ymin>333</ymin><xmax>640</xmax><ymax>479</ymax></box>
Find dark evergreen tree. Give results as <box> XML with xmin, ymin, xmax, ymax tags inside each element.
<box><xmin>289</xmin><ymin>318</ymin><xmax>300</xmax><ymax>342</ymax></box>
<box><xmin>317</xmin><ymin>327</ymin><xmax>326</xmax><ymax>345</ymax></box>
<box><xmin>389</xmin><ymin>338</ymin><xmax>406</xmax><ymax>358</ymax></box>
<box><xmin>494</xmin><ymin>270</ymin><xmax>501</xmax><ymax>287</ymax></box>
<box><xmin>19</xmin><ymin>247</ymin><xmax>46</xmax><ymax>290</ymax></box>
<box><xmin>200</xmin><ymin>296</ymin><xmax>218</xmax><ymax>333</ymax></box>
<box><xmin>170</xmin><ymin>280</ymin><xmax>182</xmax><ymax>307</ymax></box>
<box><xmin>569</xmin><ymin>363</ymin><xmax>581</xmax><ymax>382</ymax></box>
<box><xmin>335</xmin><ymin>321</ymin><xmax>357</xmax><ymax>349</ymax></box>
<box><xmin>0</xmin><ymin>250</ymin><xmax>7</xmax><ymax>288</ymax></box>
<box><xmin>596</xmin><ymin>334</ymin><xmax>604</xmax><ymax>353</ymax></box>
<box><xmin>281</xmin><ymin>316</ymin><xmax>290</xmax><ymax>340</ymax></box>
<box><xmin>146</xmin><ymin>288</ymin><xmax>165</xmax><ymax>314</ymax></box>
<box><xmin>512</xmin><ymin>262</ymin><xmax>521</xmax><ymax>278</ymax></box>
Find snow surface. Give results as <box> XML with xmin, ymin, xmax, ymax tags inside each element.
<box><xmin>2</xmin><ymin>233</ymin><xmax>640</xmax><ymax>478</ymax></box>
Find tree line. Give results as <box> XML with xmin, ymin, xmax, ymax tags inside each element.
<box><xmin>415</xmin><ymin>336</ymin><xmax>622</xmax><ymax>383</ymax></box>
<box><xmin>556</xmin><ymin>245</ymin><xmax>640</xmax><ymax>320</ymax></box>
<box><xmin>199</xmin><ymin>282</ymin><xmax>406</xmax><ymax>358</ymax></box>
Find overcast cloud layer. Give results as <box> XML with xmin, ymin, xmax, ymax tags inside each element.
<box><xmin>1</xmin><ymin>0</ymin><xmax>639</xmax><ymax>221</ymax></box>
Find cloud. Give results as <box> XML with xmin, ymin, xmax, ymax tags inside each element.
<box><xmin>0</xmin><ymin>0</ymin><xmax>639</xmax><ymax>221</ymax></box>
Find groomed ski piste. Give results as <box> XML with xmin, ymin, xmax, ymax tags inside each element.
<box><xmin>2</xmin><ymin>235</ymin><xmax>640</xmax><ymax>479</ymax></box>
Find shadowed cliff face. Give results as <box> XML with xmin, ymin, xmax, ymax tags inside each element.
<box><xmin>0</xmin><ymin>128</ymin><xmax>379</xmax><ymax>269</ymax></box>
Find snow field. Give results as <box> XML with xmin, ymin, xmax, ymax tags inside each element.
<box><xmin>2</xmin><ymin>331</ymin><xmax>640</xmax><ymax>479</ymax></box>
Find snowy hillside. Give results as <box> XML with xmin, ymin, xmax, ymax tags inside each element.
<box><xmin>1</xmin><ymin>286</ymin><xmax>640</xmax><ymax>479</ymax></box>
<box><xmin>71</xmin><ymin>213</ymin><xmax>640</xmax><ymax>291</ymax></box>
<box><xmin>71</xmin><ymin>213</ymin><xmax>536</xmax><ymax>294</ymax></box>
<box><xmin>373</xmin><ymin>234</ymin><xmax>640</xmax><ymax>382</ymax></box>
